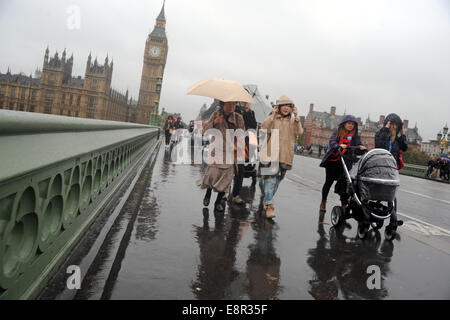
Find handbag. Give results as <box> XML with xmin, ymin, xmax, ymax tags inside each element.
<box><xmin>398</xmin><ymin>150</ymin><xmax>404</xmax><ymax>170</ymax></box>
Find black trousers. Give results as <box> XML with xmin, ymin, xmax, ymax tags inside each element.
<box><xmin>165</xmin><ymin>131</ymin><xmax>171</xmax><ymax>145</ymax></box>
<box><xmin>204</xmin><ymin>188</ymin><xmax>225</xmax><ymax>204</ymax></box>
<box><xmin>321</xmin><ymin>161</ymin><xmax>349</xmax><ymax>205</ymax></box>
<box><xmin>232</xmin><ymin>164</ymin><xmax>245</xmax><ymax>197</ymax></box>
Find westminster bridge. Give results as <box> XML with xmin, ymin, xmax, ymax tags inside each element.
<box><xmin>0</xmin><ymin>110</ymin><xmax>449</xmax><ymax>300</ymax></box>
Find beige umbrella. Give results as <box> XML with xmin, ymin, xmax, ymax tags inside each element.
<box><xmin>187</xmin><ymin>78</ymin><xmax>256</xmax><ymax>104</ymax></box>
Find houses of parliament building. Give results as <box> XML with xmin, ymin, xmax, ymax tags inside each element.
<box><xmin>0</xmin><ymin>3</ymin><xmax>168</xmax><ymax>125</ymax></box>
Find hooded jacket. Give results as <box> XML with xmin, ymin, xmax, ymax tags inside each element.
<box><xmin>259</xmin><ymin>112</ymin><xmax>304</xmax><ymax>167</ymax></box>
<box><xmin>319</xmin><ymin>115</ymin><xmax>362</xmax><ymax>169</ymax></box>
<box><xmin>375</xmin><ymin>113</ymin><xmax>408</xmax><ymax>166</ymax></box>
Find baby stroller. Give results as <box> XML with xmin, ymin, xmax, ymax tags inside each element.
<box><xmin>330</xmin><ymin>146</ymin><xmax>401</xmax><ymax>240</ymax></box>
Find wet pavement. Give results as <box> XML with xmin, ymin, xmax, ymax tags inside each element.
<box><xmin>74</xmin><ymin>142</ymin><xmax>450</xmax><ymax>300</ymax></box>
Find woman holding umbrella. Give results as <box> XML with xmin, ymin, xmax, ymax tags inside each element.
<box><xmin>188</xmin><ymin>79</ymin><xmax>254</xmax><ymax>212</ymax></box>
<box><xmin>198</xmin><ymin>101</ymin><xmax>245</xmax><ymax>211</ymax></box>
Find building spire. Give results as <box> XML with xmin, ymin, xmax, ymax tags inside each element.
<box><xmin>157</xmin><ymin>0</ymin><xmax>166</xmax><ymax>21</ymax></box>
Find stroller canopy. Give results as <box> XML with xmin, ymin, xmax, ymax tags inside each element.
<box><xmin>357</xmin><ymin>148</ymin><xmax>400</xmax><ymax>202</ymax></box>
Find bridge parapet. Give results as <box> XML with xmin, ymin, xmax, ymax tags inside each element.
<box><xmin>400</xmin><ymin>163</ymin><xmax>427</xmax><ymax>178</ymax></box>
<box><xmin>0</xmin><ymin>110</ymin><xmax>160</xmax><ymax>299</ymax></box>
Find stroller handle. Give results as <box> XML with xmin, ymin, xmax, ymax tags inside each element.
<box><xmin>337</xmin><ymin>146</ymin><xmax>363</xmax><ymax>207</ymax></box>
<box><xmin>337</xmin><ymin>145</ymin><xmax>366</xmax><ymax>152</ymax></box>
<box><xmin>337</xmin><ymin>145</ymin><xmax>368</xmax><ymax>160</ymax></box>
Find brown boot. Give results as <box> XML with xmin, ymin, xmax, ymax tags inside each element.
<box><xmin>266</xmin><ymin>204</ymin><xmax>275</xmax><ymax>219</ymax></box>
<box><xmin>320</xmin><ymin>200</ymin><xmax>326</xmax><ymax>212</ymax></box>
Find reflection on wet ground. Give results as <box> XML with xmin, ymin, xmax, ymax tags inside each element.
<box><xmin>75</xmin><ymin>143</ymin><xmax>450</xmax><ymax>300</ymax></box>
<box><xmin>191</xmin><ymin>186</ymin><xmax>282</xmax><ymax>300</ymax></box>
<box><xmin>308</xmin><ymin>212</ymin><xmax>394</xmax><ymax>300</ymax></box>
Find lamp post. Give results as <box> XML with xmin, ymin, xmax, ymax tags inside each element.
<box><xmin>438</xmin><ymin>124</ymin><xmax>448</xmax><ymax>155</ymax></box>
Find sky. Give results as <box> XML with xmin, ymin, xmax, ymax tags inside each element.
<box><xmin>0</xmin><ymin>0</ymin><xmax>449</xmax><ymax>141</ymax></box>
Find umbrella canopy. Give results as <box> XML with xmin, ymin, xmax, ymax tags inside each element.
<box><xmin>187</xmin><ymin>78</ymin><xmax>256</xmax><ymax>104</ymax></box>
<box><xmin>242</xmin><ymin>84</ymin><xmax>272</xmax><ymax>124</ymax></box>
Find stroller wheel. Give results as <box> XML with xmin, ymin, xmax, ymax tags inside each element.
<box><xmin>331</xmin><ymin>206</ymin><xmax>343</xmax><ymax>226</ymax></box>
<box><xmin>357</xmin><ymin>223</ymin><xmax>369</xmax><ymax>239</ymax></box>
<box><xmin>384</xmin><ymin>225</ymin><xmax>397</xmax><ymax>241</ymax></box>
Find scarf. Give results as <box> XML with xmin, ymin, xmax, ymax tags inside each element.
<box><xmin>328</xmin><ymin>131</ymin><xmax>356</xmax><ymax>162</ymax></box>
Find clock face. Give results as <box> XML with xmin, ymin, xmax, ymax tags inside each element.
<box><xmin>150</xmin><ymin>46</ymin><xmax>161</xmax><ymax>57</ymax></box>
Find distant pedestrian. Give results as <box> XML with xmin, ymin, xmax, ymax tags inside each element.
<box><xmin>307</xmin><ymin>144</ymin><xmax>313</xmax><ymax>155</ymax></box>
<box><xmin>318</xmin><ymin>145</ymin><xmax>322</xmax><ymax>158</ymax></box>
<box><xmin>438</xmin><ymin>158</ymin><xmax>450</xmax><ymax>181</ymax></box>
<box><xmin>164</xmin><ymin>115</ymin><xmax>175</xmax><ymax>146</ymax></box>
<box><xmin>319</xmin><ymin>115</ymin><xmax>366</xmax><ymax>213</ymax></box>
<box><xmin>259</xmin><ymin>96</ymin><xmax>304</xmax><ymax>219</ymax></box>
<box><xmin>426</xmin><ymin>157</ymin><xmax>437</xmax><ymax>178</ymax></box>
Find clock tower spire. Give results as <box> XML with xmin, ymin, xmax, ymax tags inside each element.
<box><xmin>137</xmin><ymin>1</ymin><xmax>168</xmax><ymax>124</ymax></box>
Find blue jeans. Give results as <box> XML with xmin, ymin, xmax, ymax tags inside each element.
<box><xmin>259</xmin><ymin>169</ymin><xmax>287</xmax><ymax>205</ymax></box>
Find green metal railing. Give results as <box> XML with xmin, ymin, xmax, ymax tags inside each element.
<box><xmin>399</xmin><ymin>163</ymin><xmax>427</xmax><ymax>178</ymax></box>
<box><xmin>0</xmin><ymin>110</ymin><xmax>160</xmax><ymax>299</ymax></box>
<box><xmin>296</xmin><ymin>151</ymin><xmax>449</xmax><ymax>182</ymax></box>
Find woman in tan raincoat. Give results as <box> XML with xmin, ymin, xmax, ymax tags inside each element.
<box><xmin>198</xmin><ymin>101</ymin><xmax>245</xmax><ymax>212</ymax></box>
<box><xmin>259</xmin><ymin>96</ymin><xmax>304</xmax><ymax>218</ymax></box>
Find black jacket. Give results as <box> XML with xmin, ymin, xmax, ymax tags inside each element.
<box><xmin>236</xmin><ymin>107</ymin><xmax>257</xmax><ymax>130</ymax></box>
<box><xmin>375</xmin><ymin>127</ymin><xmax>408</xmax><ymax>166</ymax></box>
<box><xmin>164</xmin><ymin>120</ymin><xmax>175</xmax><ymax>132</ymax></box>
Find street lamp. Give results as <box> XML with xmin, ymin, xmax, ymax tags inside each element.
<box><xmin>438</xmin><ymin>124</ymin><xmax>448</xmax><ymax>155</ymax></box>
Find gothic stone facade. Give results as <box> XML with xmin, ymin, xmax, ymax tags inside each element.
<box><xmin>0</xmin><ymin>3</ymin><xmax>167</xmax><ymax>125</ymax></box>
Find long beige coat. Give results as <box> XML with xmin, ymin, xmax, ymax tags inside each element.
<box><xmin>197</xmin><ymin>110</ymin><xmax>245</xmax><ymax>193</ymax></box>
<box><xmin>259</xmin><ymin>113</ymin><xmax>304</xmax><ymax>166</ymax></box>
<box><xmin>203</xmin><ymin>110</ymin><xmax>245</xmax><ymax>169</ymax></box>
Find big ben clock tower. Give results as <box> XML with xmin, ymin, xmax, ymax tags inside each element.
<box><xmin>138</xmin><ymin>1</ymin><xmax>168</xmax><ymax>124</ymax></box>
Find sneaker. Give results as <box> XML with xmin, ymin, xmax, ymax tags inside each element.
<box><xmin>266</xmin><ymin>204</ymin><xmax>275</xmax><ymax>219</ymax></box>
<box><xmin>232</xmin><ymin>195</ymin><xmax>245</xmax><ymax>205</ymax></box>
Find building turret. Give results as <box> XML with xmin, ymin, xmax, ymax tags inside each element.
<box><xmin>86</xmin><ymin>52</ymin><xmax>92</xmax><ymax>73</ymax></box>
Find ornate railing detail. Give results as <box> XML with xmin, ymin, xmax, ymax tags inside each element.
<box><xmin>0</xmin><ymin>110</ymin><xmax>160</xmax><ymax>299</ymax></box>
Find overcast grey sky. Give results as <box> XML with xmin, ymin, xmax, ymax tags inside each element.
<box><xmin>1</xmin><ymin>0</ymin><xmax>449</xmax><ymax>140</ymax></box>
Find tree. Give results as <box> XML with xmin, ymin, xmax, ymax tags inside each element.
<box><xmin>402</xmin><ymin>149</ymin><xmax>430</xmax><ymax>166</ymax></box>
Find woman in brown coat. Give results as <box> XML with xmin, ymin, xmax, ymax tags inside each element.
<box><xmin>259</xmin><ymin>96</ymin><xmax>304</xmax><ymax>218</ymax></box>
<box><xmin>198</xmin><ymin>101</ymin><xmax>245</xmax><ymax>212</ymax></box>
